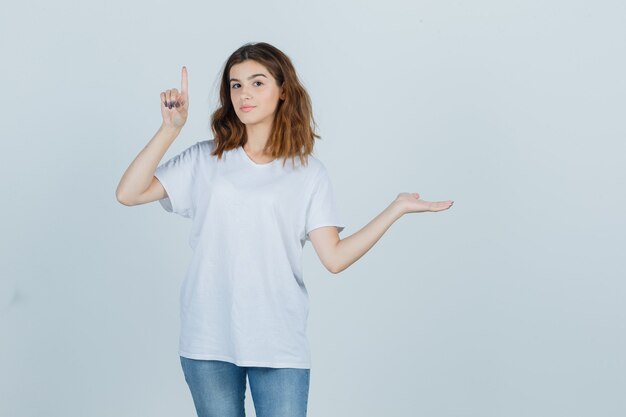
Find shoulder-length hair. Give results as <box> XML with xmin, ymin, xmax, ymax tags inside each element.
<box><xmin>210</xmin><ymin>42</ymin><xmax>321</xmax><ymax>168</ymax></box>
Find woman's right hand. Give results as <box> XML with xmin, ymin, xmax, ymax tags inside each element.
<box><xmin>160</xmin><ymin>66</ymin><xmax>189</xmax><ymax>129</ymax></box>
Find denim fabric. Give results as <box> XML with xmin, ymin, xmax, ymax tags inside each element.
<box><xmin>180</xmin><ymin>356</ymin><xmax>310</xmax><ymax>417</ymax></box>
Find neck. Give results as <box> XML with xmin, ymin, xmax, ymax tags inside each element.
<box><xmin>244</xmin><ymin>121</ymin><xmax>273</xmax><ymax>154</ymax></box>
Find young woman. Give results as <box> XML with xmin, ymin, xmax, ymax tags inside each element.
<box><xmin>116</xmin><ymin>42</ymin><xmax>453</xmax><ymax>417</ymax></box>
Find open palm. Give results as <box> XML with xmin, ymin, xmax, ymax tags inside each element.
<box><xmin>395</xmin><ymin>192</ymin><xmax>454</xmax><ymax>214</ymax></box>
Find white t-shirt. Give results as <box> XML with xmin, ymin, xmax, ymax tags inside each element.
<box><xmin>154</xmin><ymin>139</ymin><xmax>345</xmax><ymax>369</ymax></box>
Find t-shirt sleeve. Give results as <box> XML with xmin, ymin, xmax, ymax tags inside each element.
<box><xmin>305</xmin><ymin>166</ymin><xmax>346</xmax><ymax>241</ymax></box>
<box><xmin>154</xmin><ymin>142</ymin><xmax>199</xmax><ymax>219</ymax></box>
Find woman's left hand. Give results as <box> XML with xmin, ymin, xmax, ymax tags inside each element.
<box><xmin>394</xmin><ymin>192</ymin><xmax>454</xmax><ymax>215</ymax></box>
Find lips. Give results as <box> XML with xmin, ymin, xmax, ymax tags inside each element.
<box><xmin>240</xmin><ymin>106</ymin><xmax>256</xmax><ymax>111</ymax></box>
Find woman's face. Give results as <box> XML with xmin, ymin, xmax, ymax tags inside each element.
<box><xmin>229</xmin><ymin>60</ymin><xmax>284</xmax><ymax>127</ymax></box>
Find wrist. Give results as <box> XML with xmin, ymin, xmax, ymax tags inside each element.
<box><xmin>388</xmin><ymin>200</ymin><xmax>406</xmax><ymax>219</ymax></box>
<box><xmin>160</xmin><ymin>123</ymin><xmax>183</xmax><ymax>134</ymax></box>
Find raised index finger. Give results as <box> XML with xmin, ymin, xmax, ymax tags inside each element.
<box><xmin>181</xmin><ymin>66</ymin><xmax>188</xmax><ymax>95</ymax></box>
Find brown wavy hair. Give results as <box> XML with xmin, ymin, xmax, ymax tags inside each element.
<box><xmin>209</xmin><ymin>42</ymin><xmax>321</xmax><ymax>168</ymax></box>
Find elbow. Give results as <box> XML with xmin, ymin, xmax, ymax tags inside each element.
<box><xmin>115</xmin><ymin>190</ymin><xmax>133</xmax><ymax>206</ymax></box>
<box><xmin>328</xmin><ymin>244</ymin><xmax>344</xmax><ymax>274</ymax></box>
<box><xmin>329</xmin><ymin>262</ymin><xmax>343</xmax><ymax>275</ymax></box>
<box><xmin>117</xmin><ymin>198</ymin><xmax>132</xmax><ymax>207</ymax></box>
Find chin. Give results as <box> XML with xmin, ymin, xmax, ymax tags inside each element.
<box><xmin>240</xmin><ymin>114</ymin><xmax>265</xmax><ymax>124</ymax></box>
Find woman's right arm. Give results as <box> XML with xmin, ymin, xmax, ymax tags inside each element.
<box><xmin>116</xmin><ymin>66</ymin><xmax>189</xmax><ymax>206</ymax></box>
<box><xmin>115</xmin><ymin>124</ymin><xmax>181</xmax><ymax>206</ymax></box>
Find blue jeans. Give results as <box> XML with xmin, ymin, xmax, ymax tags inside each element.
<box><xmin>180</xmin><ymin>356</ymin><xmax>310</xmax><ymax>417</ymax></box>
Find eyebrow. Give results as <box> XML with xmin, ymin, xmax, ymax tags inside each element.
<box><xmin>229</xmin><ymin>73</ymin><xmax>268</xmax><ymax>83</ymax></box>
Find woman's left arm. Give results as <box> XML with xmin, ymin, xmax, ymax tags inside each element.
<box><xmin>308</xmin><ymin>193</ymin><xmax>454</xmax><ymax>274</ymax></box>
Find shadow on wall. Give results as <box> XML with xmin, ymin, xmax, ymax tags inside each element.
<box><xmin>0</xmin><ymin>281</ymin><xmax>21</xmax><ymax>316</ymax></box>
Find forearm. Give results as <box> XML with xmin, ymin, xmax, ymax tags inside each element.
<box><xmin>332</xmin><ymin>201</ymin><xmax>404</xmax><ymax>273</ymax></box>
<box><xmin>116</xmin><ymin>123</ymin><xmax>181</xmax><ymax>202</ymax></box>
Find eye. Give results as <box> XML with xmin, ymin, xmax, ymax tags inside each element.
<box><xmin>230</xmin><ymin>81</ymin><xmax>264</xmax><ymax>89</ymax></box>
